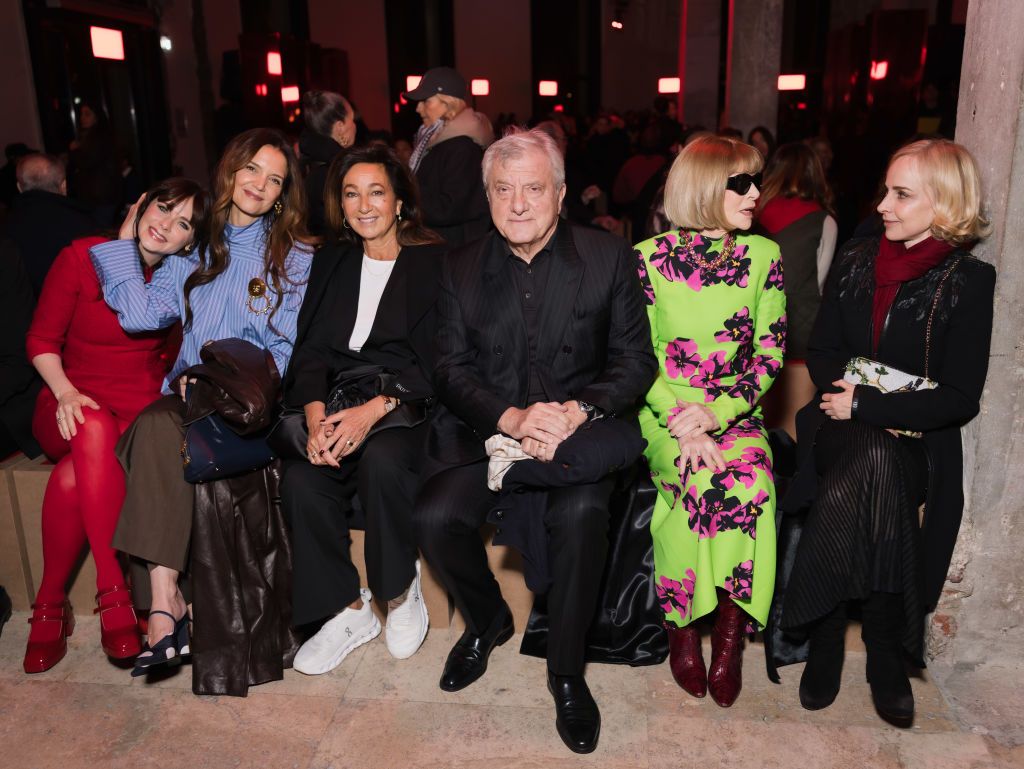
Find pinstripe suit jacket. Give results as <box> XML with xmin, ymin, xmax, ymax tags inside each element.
<box><xmin>424</xmin><ymin>221</ymin><xmax>657</xmax><ymax>474</ymax></box>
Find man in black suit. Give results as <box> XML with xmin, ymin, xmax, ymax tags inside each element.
<box><xmin>414</xmin><ymin>128</ymin><xmax>657</xmax><ymax>753</ymax></box>
<box><xmin>6</xmin><ymin>153</ymin><xmax>96</xmax><ymax>296</ymax></box>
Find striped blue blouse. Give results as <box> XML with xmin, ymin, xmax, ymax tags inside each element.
<box><xmin>91</xmin><ymin>220</ymin><xmax>313</xmax><ymax>394</ymax></box>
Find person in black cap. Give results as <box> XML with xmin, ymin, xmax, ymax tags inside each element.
<box><xmin>404</xmin><ymin>67</ymin><xmax>494</xmax><ymax>247</ymax></box>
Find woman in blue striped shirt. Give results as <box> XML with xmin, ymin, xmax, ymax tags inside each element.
<box><xmin>91</xmin><ymin>128</ymin><xmax>314</xmax><ymax>675</ymax></box>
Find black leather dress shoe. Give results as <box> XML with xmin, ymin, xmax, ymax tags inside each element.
<box><xmin>547</xmin><ymin>671</ymin><xmax>601</xmax><ymax>754</ymax></box>
<box><xmin>439</xmin><ymin>607</ymin><xmax>514</xmax><ymax>692</ymax></box>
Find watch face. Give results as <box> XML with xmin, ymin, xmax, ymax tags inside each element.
<box><xmin>578</xmin><ymin>401</ymin><xmax>594</xmax><ymax>413</ymax></box>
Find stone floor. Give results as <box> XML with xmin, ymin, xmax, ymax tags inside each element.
<box><xmin>1</xmin><ymin>614</ymin><xmax>1022</xmax><ymax>769</ymax></box>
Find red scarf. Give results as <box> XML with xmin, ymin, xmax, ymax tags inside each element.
<box><xmin>757</xmin><ymin>197</ymin><xmax>821</xmax><ymax>234</ymax></box>
<box><xmin>872</xmin><ymin>235</ymin><xmax>954</xmax><ymax>351</ymax></box>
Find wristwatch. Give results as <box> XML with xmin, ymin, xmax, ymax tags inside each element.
<box><xmin>577</xmin><ymin>400</ymin><xmax>600</xmax><ymax>421</ymax></box>
<box><xmin>382</xmin><ymin>395</ymin><xmax>398</xmax><ymax>414</ymax></box>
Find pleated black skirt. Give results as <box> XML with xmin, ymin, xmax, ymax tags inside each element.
<box><xmin>781</xmin><ymin>419</ymin><xmax>929</xmax><ymax>663</ymax></box>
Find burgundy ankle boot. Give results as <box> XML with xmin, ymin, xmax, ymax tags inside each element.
<box><xmin>707</xmin><ymin>593</ymin><xmax>746</xmax><ymax>707</ymax></box>
<box><xmin>667</xmin><ymin>624</ymin><xmax>707</xmax><ymax>698</ymax></box>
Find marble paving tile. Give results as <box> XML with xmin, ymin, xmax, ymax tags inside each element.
<box><xmin>0</xmin><ymin>677</ymin><xmax>335</xmax><ymax>769</ymax></box>
<box><xmin>647</xmin><ymin>715</ymin><xmax>904</xmax><ymax>769</ymax></box>
<box><xmin>311</xmin><ymin>698</ymin><xmax>648</xmax><ymax>769</ymax></box>
<box><xmin>345</xmin><ymin>631</ymin><xmax>650</xmax><ymax>714</ymax></box>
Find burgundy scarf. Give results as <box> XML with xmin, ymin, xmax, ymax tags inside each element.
<box><xmin>872</xmin><ymin>235</ymin><xmax>954</xmax><ymax>351</ymax></box>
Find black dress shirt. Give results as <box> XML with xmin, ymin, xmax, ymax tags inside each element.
<box><xmin>497</xmin><ymin>223</ymin><xmax>560</xmax><ymax>404</ymax></box>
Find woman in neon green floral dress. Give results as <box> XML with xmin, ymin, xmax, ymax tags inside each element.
<box><xmin>634</xmin><ymin>135</ymin><xmax>785</xmax><ymax>707</ymax></box>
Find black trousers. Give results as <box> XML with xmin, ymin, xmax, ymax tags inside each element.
<box><xmin>282</xmin><ymin>421</ymin><xmax>429</xmax><ymax>626</ymax></box>
<box><xmin>414</xmin><ymin>461</ymin><xmax>613</xmax><ymax>675</ymax></box>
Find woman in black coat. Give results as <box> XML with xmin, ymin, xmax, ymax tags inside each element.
<box><xmin>781</xmin><ymin>139</ymin><xmax>995</xmax><ymax>726</ymax></box>
<box><xmin>298</xmin><ymin>90</ymin><xmax>357</xmax><ymax>236</ymax></box>
<box><xmin>282</xmin><ymin>146</ymin><xmax>444</xmax><ymax>674</ymax></box>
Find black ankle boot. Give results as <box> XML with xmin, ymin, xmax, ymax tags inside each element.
<box><xmin>799</xmin><ymin>602</ymin><xmax>847</xmax><ymax>710</ymax></box>
<box><xmin>861</xmin><ymin>592</ymin><xmax>914</xmax><ymax>727</ymax></box>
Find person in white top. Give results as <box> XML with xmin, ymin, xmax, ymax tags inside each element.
<box><xmin>281</xmin><ymin>146</ymin><xmax>446</xmax><ymax>673</ymax></box>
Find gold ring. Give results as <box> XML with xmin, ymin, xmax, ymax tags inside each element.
<box><xmin>346</xmin><ymin>440</ymin><xmax>354</xmax><ymax>447</ymax></box>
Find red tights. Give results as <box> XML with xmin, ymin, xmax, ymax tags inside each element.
<box><xmin>33</xmin><ymin>405</ymin><xmax>131</xmax><ymax>604</ymax></box>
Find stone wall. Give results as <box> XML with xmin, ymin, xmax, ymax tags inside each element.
<box><xmin>932</xmin><ymin>0</ymin><xmax>1024</xmax><ymax>668</ymax></box>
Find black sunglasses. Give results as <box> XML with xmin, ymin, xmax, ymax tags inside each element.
<box><xmin>726</xmin><ymin>172</ymin><xmax>762</xmax><ymax>195</ymax></box>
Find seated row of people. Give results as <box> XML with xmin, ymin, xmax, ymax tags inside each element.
<box><xmin>21</xmin><ymin>126</ymin><xmax>994</xmax><ymax>753</ymax></box>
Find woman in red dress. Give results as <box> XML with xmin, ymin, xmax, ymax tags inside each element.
<box><xmin>23</xmin><ymin>178</ymin><xmax>209</xmax><ymax>673</ymax></box>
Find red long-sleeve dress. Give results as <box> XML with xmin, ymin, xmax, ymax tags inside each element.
<box><xmin>26</xmin><ymin>237</ymin><xmax>179</xmax><ymax>458</ymax></box>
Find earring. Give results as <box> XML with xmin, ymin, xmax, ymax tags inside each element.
<box><xmin>343</xmin><ymin>218</ymin><xmax>350</xmax><ymax>229</ymax></box>
<box><xmin>397</xmin><ymin>209</ymin><xmax>403</xmax><ymax>221</ymax></box>
<box><xmin>273</xmin><ymin>200</ymin><xmax>283</xmax><ymax>216</ymax></box>
<box><xmin>182</xmin><ymin>243</ymin><xmax>193</xmax><ymax>255</ymax></box>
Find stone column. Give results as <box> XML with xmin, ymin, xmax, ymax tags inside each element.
<box><xmin>930</xmin><ymin>0</ymin><xmax>1024</xmax><ymax>742</ymax></box>
<box><xmin>725</xmin><ymin>0</ymin><xmax>783</xmax><ymax>135</ymax></box>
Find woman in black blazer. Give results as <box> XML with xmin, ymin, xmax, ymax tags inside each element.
<box><xmin>781</xmin><ymin>139</ymin><xmax>995</xmax><ymax>726</ymax></box>
<box><xmin>282</xmin><ymin>146</ymin><xmax>444</xmax><ymax>674</ymax></box>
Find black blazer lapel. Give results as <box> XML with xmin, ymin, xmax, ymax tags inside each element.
<box><xmin>294</xmin><ymin>243</ymin><xmax>361</xmax><ymax>348</ymax></box>
<box><xmin>535</xmin><ymin>225</ymin><xmax>584</xmax><ymax>367</ymax></box>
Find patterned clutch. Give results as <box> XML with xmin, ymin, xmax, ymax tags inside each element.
<box><xmin>843</xmin><ymin>357</ymin><xmax>936</xmax><ymax>438</ymax></box>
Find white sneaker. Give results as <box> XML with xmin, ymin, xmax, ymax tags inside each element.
<box><xmin>385</xmin><ymin>560</ymin><xmax>429</xmax><ymax>659</ymax></box>
<box><xmin>293</xmin><ymin>588</ymin><xmax>381</xmax><ymax>675</ymax></box>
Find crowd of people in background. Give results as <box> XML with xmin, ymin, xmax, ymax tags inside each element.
<box><xmin>0</xmin><ymin>64</ymin><xmax>996</xmax><ymax>755</ymax></box>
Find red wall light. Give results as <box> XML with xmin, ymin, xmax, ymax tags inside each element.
<box><xmin>658</xmin><ymin>77</ymin><xmax>681</xmax><ymax>94</ymax></box>
<box><xmin>870</xmin><ymin>60</ymin><xmax>889</xmax><ymax>80</ymax></box>
<box><xmin>611</xmin><ymin>20</ymin><xmax>624</xmax><ymax>29</ymax></box>
<box><xmin>281</xmin><ymin>85</ymin><xmax>300</xmax><ymax>103</ymax></box>
<box><xmin>777</xmin><ymin>74</ymin><xmax>806</xmax><ymax>91</ymax></box>
<box><xmin>254</xmin><ymin>83</ymin><xmax>268</xmax><ymax>97</ymax></box>
<box><xmin>538</xmin><ymin>80</ymin><xmax>558</xmax><ymax>97</ymax></box>
<box><xmin>553</xmin><ymin>104</ymin><xmax>565</xmax><ymax>113</ymax></box>
<box><xmin>90</xmin><ymin>27</ymin><xmax>125</xmax><ymax>61</ymax></box>
<box><xmin>266</xmin><ymin>51</ymin><xmax>282</xmax><ymax>76</ymax></box>
<box><xmin>406</xmin><ymin>75</ymin><xmax>422</xmax><ymax>92</ymax></box>
<box><xmin>471</xmin><ymin>78</ymin><xmax>490</xmax><ymax>96</ymax></box>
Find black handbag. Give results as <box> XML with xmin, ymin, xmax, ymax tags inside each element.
<box><xmin>181</xmin><ymin>389</ymin><xmax>276</xmax><ymax>484</ymax></box>
<box><xmin>267</xmin><ymin>364</ymin><xmax>428</xmax><ymax>460</ymax></box>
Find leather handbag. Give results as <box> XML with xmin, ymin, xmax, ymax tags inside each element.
<box><xmin>267</xmin><ymin>364</ymin><xmax>428</xmax><ymax>460</ymax></box>
<box><xmin>181</xmin><ymin>396</ymin><xmax>276</xmax><ymax>484</ymax></box>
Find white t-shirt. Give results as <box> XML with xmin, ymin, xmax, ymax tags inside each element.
<box><xmin>348</xmin><ymin>254</ymin><xmax>397</xmax><ymax>352</ymax></box>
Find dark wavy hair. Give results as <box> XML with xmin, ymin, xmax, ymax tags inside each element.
<box><xmin>131</xmin><ymin>177</ymin><xmax>211</xmax><ymax>256</ymax></box>
<box><xmin>322</xmin><ymin>145</ymin><xmax>442</xmax><ymax>246</ymax></box>
<box><xmin>759</xmin><ymin>141</ymin><xmax>834</xmax><ymax>216</ymax></box>
<box><xmin>183</xmin><ymin>128</ymin><xmax>312</xmax><ymax>330</ymax></box>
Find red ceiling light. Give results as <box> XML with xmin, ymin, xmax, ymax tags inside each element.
<box><xmin>658</xmin><ymin>77</ymin><xmax>681</xmax><ymax>94</ymax></box>
<box><xmin>281</xmin><ymin>85</ymin><xmax>300</xmax><ymax>103</ymax></box>
<box><xmin>869</xmin><ymin>60</ymin><xmax>889</xmax><ymax>80</ymax></box>
<box><xmin>406</xmin><ymin>75</ymin><xmax>422</xmax><ymax>92</ymax></box>
<box><xmin>266</xmin><ymin>51</ymin><xmax>282</xmax><ymax>76</ymax></box>
<box><xmin>471</xmin><ymin>78</ymin><xmax>490</xmax><ymax>96</ymax></box>
<box><xmin>777</xmin><ymin>74</ymin><xmax>806</xmax><ymax>91</ymax></box>
<box><xmin>90</xmin><ymin>27</ymin><xmax>125</xmax><ymax>61</ymax></box>
<box><xmin>538</xmin><ymin>80</ymin><xmax>558</xmax><ymax>97</ymax></box>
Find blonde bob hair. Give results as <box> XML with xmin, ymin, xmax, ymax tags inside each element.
<box><xmin>888</xmin><ymin>139</ymin><xmax>991</xmax><ymax>246</ymax></box>
<box><xmin>664</xmin><ymin>135</ymin><xmax>763</xmax><ymax>231</ymax></box>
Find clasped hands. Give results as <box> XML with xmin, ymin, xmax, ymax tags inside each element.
<box><xmin>497</xmin><ymin>401</ymin><xmax>589</xmax><ymax>463</ymax></box>
<box><xmin>668</xmin><ymin>400</ymin><xmax>726</xmax><ymax>473</ymax></box>
<box><xmin>305</xmin><ymin>397</ymin><xmax>388</xmax><ymax>467</ymax></box>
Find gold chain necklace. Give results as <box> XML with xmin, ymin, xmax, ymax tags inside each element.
<box><xmin>679</xmin><ymin>230</ymin><xmax>736</xmax><ymax>272</ymax></box>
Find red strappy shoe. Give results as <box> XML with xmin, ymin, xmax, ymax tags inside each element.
<box><xmin>23</xmin><ymin>599</ymin><xmax>74</xmax><ymax>674</ymax></box>
<box><xmin>95</xmin><ymin>586</ymin><xmax>142</xmax><ymax>659</ymax></box>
